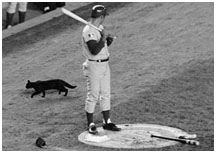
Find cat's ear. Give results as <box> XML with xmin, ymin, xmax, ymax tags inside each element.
<box><xmin>28</xmin><ymin>80</ymin><xmax>30</xmax><ymax>83</ymax></box>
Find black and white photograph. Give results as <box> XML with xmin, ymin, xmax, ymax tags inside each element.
<box><xmin>2</xmin><ymin>1</ymin><xmax>214</xmax><ymax>151</ymax></box>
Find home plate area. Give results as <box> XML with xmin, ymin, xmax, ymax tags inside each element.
<box><xmin>78</xmin><ymin>124</ymin><xmax>199</xmax><ymax>149</ymax></box>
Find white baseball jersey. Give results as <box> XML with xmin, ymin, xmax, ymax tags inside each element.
<box><xmin>82</xmin><ymin>24</ymin><xmax>109</xmax><ymax>60</ymax></box>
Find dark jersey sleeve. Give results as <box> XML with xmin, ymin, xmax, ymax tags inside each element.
<box><xmin>86</xmin><ymin>38</ymin><xmax>105</xmax><ymax>55</ymax></box>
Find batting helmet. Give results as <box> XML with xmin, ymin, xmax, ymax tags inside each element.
<box><xmin>91</xmin><ymin>5</ymin><xmax>109</xmax><ymax>18</ymax></box>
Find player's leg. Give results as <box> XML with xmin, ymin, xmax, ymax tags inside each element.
<box><xmin>18</xmin><ymin>2</ymin><xmax>27</xmax><ymax>23</ymax></box>
<box><xmin>100</xmin><ymin>63</ymin><xmax>121</xmax><ymax>131</ymax></box>
<box><xmin>85</xmin><ymin>75</ymin><xmax>101</xmax><ymax>134</ymax></box>
<box><xmin>6</xmin><ymin>2</ymin><xmax>17</xmax><ymax>28</ymax></box>
<box><xmin>99</xmin><ymin>64</ymin><xmax>111</xmax><ymax>123</ymax></box>
<box><xmin>83</xmin><ymin>62</ymin><xmax>100</xmax><ymax>134</ymax></box>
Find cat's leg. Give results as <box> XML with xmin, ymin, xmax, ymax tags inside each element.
<box><xmin>64</xmin><ymin>89</ymin><xmax>68</xmax><ymax>96</ymax></box>
<box><xmin>42</xmin><ymin>91</ymin><xmax>46</xmax><ymax>97</ymax></box>
<box><xmin>59</xmin><ymin>86</ymin><xmax>68</xmax><ymax>96</ymax></box>
<box><xmin>59</xmin><ymin>90</ymin><xmax>61</xmax><ymax>95</ymax></box>
<box><xmin>31</xmin><ymin>91</ymin><xmax>41</xmax><ymax>98</ymax></box>
<box><xmin>60</xmin><ymin>87</ymin><xmax>68</xmax><ymax>96</ymax></box>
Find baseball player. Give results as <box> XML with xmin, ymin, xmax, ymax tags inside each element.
<box><xmin>82</xmin><ymin>5</ymin><xmax>121</xmax><ymax>134</ymax></box>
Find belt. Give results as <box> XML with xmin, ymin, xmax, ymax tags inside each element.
<box><xmin>88</xmin><ymin>58</ymin><xmax>109</xmax><ymax>62</ymax></box>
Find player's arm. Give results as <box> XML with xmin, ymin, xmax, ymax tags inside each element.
<box><xmin>86</xmin><ymin>30</ymin><xmax>107</xmax><ymax>55</ymax></box>
<box><xmin>86</xmin><ymin>38</ymin><xmax>105</xmax><ymax>55</ymax></box>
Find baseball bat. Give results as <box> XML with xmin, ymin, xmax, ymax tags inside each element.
<box><xmin>151</xmin><ymin>134</ymin><xmax>200</xmax><ymax>146</ymax></box>
<box><xmin>61</xmin><ymin>8</ymin><xmax>116</xmax><ymax>39</ymax></box>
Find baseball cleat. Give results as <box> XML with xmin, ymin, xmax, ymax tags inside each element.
<box><xmin>103</xmin><ymin>123</ymin><xmax>121</xmax><ymax>131</ymax></box>
<box><xmin>88</xmin><ymin>123</ymin><xmax>98</xmax><ymax>135</ymax></box>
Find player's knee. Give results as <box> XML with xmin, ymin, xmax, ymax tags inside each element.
<box><xmin>100</xmin><ymin>102</ymin><xmax>111</xmax><ymax>111</ymax></box>
<box><xmin>18</xmin><ymin>2</ymin><xmax>27</xmax><ymax>12</ymax></box>
<box><xmin>7</xmin><ymin>3</ymin><xmax>17</xmax><ymax>14</ymax></box>
<box><xmin>100</xmin><ymin>93</ymin><xmax>111</xmax><ymax>100</ymax></box>
<box><xmin>85</xmin><ymin>100</ymin><xmax>97</xmax><ymax>113</ymax></box>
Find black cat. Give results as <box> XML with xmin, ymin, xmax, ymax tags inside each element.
<box><xmin>26</xmin><ymin>79</ymin><xmax>77</xmax><ymax>98</ymax></box>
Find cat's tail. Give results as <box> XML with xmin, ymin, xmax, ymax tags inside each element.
<box><xmin>63</xmin><ymin>81</ymin><xmax>77</xmax><ymax>89</ymax></box>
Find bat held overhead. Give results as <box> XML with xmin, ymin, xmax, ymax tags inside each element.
<box><xmin>61</xmin><ymin>8</ymin><xmax>117</xmax><ymax>39</ymax></box>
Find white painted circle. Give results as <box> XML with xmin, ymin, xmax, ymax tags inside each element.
<box><xmin>78</xmin><ymin>124</ymin><xmax>190</xmax><ymax>149</ymax></box>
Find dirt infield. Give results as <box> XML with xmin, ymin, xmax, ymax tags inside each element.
<box><xmin>2</xmin><ymin>2</ymin><xmax>214</xmax><ymax>151</ymax></box>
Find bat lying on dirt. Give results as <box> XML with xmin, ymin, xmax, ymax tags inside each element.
<box><xmin>151</xmin><ymin>134</ymin><xmax>200</xmax><ymax>146</ymax></box>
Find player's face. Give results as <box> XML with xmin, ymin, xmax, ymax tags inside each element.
<box><xmin>100</xmin><ymin>15</ymin><xmax>105</xmax><ymax>24</ymax></box>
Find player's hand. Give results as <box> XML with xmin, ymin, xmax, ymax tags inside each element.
<box><xmin>106</xmin><ymin>34</ymin><xmax>114</xmax><ymax>46</ymax></box>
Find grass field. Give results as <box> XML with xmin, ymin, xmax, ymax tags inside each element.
<box><xmin>2</xmin><ymin>2</ymin><xmax>214</xmax><ymax>151</ymax></box>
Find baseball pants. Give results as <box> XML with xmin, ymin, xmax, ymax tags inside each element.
<box><xmin>7</xmin><ymin>2</ymin><xmax>27</xmax><ymax>14</ymax></box>
<box><xmin>83</xmin><ymin>60</ymin><xmax>111</xmax><ymax>113</ymax></box>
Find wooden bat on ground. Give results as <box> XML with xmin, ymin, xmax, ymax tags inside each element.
<box><xmin>151</xmin><ymin>134</ymin><xmax>200</xmax><ymax>146</ymax></box>
<box><xmin>61</xmin><ymin>8</ymin><xmax>116</xmax><ymax>39</ymax></box>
